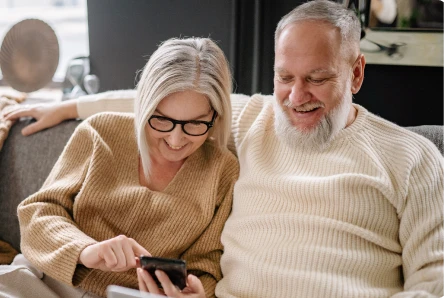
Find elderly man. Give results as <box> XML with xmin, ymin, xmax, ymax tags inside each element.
<box><xmin>5</xmin><ymin>1</ymin><xmax>443</xmax><ymax>297</ymax></box>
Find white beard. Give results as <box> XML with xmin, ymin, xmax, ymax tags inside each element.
<box><xmin>273</xmin><ymin>91</ymin><xmax>352</xmax><ymax>152</ymax></box>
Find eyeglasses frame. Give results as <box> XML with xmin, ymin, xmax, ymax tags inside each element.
<box><xmin>148</xmin><ymin>110</ymin><xmax>217</xmax><ymax>136</ymax></box>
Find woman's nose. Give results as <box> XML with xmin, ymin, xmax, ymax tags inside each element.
<box><xmin>167</xmin><ymin>124</ymin><xmax>185</xmax><ymax>144</ymax></box>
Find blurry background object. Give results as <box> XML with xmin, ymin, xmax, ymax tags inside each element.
<box><xmin>366</xmin><ymin>0</ymin><xmax>444</xmax><ymax>30</ymax></box>
<box><xmin>360</xmin><ymin>0</ymin><xmax>443</xmax><ymax>67</ymax></box>
<box><xmin>83</xmin><ymin>74</ymin><xmax>99</xmax><ymax>94</ymax></box>
<box><xmin>0</xmin><ymin>0</ymin><xmax>89</xmax><ymax>103</ymax></box>
<box><xmin>361</xmin><ymin>39</ymin><xmax>406</xmax><ymax>59</ymax></box>
<box><xmin>65</xmin><ymin>56</ymin><xmax>88</xmax><ymax>98</ymax></box>
<box><xmin>62</xmin><ymin>56</ymin><xmax>100</xmax><ymax>99</ymax></box>
<box><xmin>0</xmin><ymin>19</ymin><xmax>59</xmax><ymax>92</ymax></box>
<box><xmin>370</xmin><ymin>0</ymin><xmax>397</xmax><ymax>26</ymax></box>
<box><xmin>409</xmin><ymin>0</ymin><xmax>443</xmax><ymax>29</ymax></box>
<box><xmin>397</xmin><ymin>0</ymin><xmax>444</xmax><ymax>29</ymax></box>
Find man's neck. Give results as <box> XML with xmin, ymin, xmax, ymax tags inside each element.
<box><xmin>345</xmin><ymin>105</ymin><xmax>358</xmax><ymax>128</ymax></box>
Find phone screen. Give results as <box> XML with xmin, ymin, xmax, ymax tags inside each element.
<box><xmin>139</xmin><ymin>256</ymin><xmax>187</xmax><ymax>290</ymax></box>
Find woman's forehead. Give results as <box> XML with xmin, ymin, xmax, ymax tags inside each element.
<box><xmin>155</xmin><ymin>91</ymin><xmax>212</xmax><ymax>119</ymax></box>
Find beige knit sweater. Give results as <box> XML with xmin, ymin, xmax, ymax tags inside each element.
<box><xmin>217</xmin><ymin>94</ymin><xmax>444</xmax><ymax>298</ymax></box>
<box><xmin>18</xmin><ymin>112</ymin><xmax>239</xmax><ymax>298</ymax></box>
<box><xmin>75</xmin><ymin>92</ymin><xmax>444</xmax><ymax>297</ymax></box>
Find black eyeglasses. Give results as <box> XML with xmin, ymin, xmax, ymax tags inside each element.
<box><xmin>148</xmin><ymin>110</ymin><xmax>217</xmax><ymax>136</ymax></box>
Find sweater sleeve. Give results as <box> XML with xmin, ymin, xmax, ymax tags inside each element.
<box><xmin>17</xmin><ymin>120</ymin><xmax>99</xmax><ymax>286</ymax></box>
<box><xmin>180</xmin><ymin>154</ymin><xmax>239</xmax><ymax>297</ymax></box>
<box><xmin>392</xmin><ymin>144</ymin><xmax>444</xmax><ymax>297</ymax></box>
<box><xmin>76</xmin><ymin>89</ymin><xmax>136</xmax><ymax>119</ymax></box>
<box><xmin>227</xmin><ymin>93</ymin><xmax>250</xmax><ymax>156</ymax></box>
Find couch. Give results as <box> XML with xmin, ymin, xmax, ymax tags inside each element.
<box><xmin>0</xmin><ymin>118</ymin><xmax>444</xmax><ymax>257</ymax></box>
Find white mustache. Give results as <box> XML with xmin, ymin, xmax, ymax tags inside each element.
<box><xmin>283</xmin><ymin>99</ymin><xmax>325</xmax><ymax>112</ymax></box>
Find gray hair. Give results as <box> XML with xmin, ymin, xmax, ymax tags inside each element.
<box><xmin>275</xmin><ymin>0</ymin><xmax>361</xmax><ymax>54</ymax></box>
<box><xmin>134</xmin><ymin>37</ymin><xmax>232</xmax><ymax>177</ymax></box>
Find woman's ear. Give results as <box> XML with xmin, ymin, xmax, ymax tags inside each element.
<box><xmin>351</xmin><ymin>54</ymin><xmax>366</xmax><ymax>94</ymax></box>
<box><xmin>207</xmin><ymin>120</ymin><xmax>217</xmax><ymax>139</ymax></box>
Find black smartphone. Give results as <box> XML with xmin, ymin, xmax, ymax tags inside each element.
<box><xmin>139</xmin><ymin>256</ymin><xmax>187</xmax><ymax>290</ymax></box>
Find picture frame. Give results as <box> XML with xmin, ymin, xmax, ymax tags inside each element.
<box><xmin>358</xmin><ymin>0</ymin><xmax>443</xmax><ymax>66</ymax></box>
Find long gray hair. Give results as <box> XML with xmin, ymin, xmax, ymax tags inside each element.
<box><xmin>275</xmin><ymin>0</ymin><xmax>361</xmax><ymax>55</ymax></box>
<box><xmin>134</xmin><ymin>38</ymin><xmax>232</xmax><ymax>177</ymax></box>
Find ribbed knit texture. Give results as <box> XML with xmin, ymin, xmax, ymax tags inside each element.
<box><xmin>215</xmin><ymin>94</ymin><xmax>444</xmax><ymax>298</ymax></box>
<box><xmin>18</xmin><ymin>112</ymin><xmax>239</xmax><ymax>298</ymax></box>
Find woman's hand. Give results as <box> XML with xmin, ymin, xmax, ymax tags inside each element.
<box><xmin>79</xmin><ymin>235</ymin><xmax>151</xmax><ymax>272</ymax></box>
<box><xmin>2</xmin><ymin>100</ymin><xmax>78</xmax><ymax>136</ymax></box>
<box><xmin>137</xmin><ymin>268</ymin><xmax>205</xmax><ymax>298</ymax></box>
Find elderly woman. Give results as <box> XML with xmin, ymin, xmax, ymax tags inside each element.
<box><xmin>2</xmin><ymin>37</ymin><xmax>238</xmax><ymax>298</ymax></box>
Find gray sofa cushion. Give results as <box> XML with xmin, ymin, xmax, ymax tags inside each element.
<box><xmin>0</xmin><ymin>119</ymin><xmax>81</xmax><ymax>252</ymax></box>
<box><xmin>405</xmin><ymin>125</ymin><xmax>444</xmax><ymax>154</ymax></box>
<box><xmin>0</xmin><ymin>120</ymin><xmax>443</xmax><ymax>253</ymax></box>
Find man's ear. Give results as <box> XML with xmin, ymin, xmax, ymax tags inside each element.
<box><xmin>351</xmin><ymin>54</ymin><xmax>365</xmax><ymax>94</ymax></box>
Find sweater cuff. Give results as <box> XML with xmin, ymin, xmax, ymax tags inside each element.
<box><xmin>199</xmin><ymin>274</ymin><xmax>217</xmax><ymax>298</ymax></box>
<box><xmin>59</xmin><ymin>239</ymin><xmax>97</xmax><ymax>286</ymax></box>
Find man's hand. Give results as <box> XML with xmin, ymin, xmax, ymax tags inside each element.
<box><xmin>79</xmin><ymin>235</ymin><xmax>151</xmax><ymax>272</ymax></box>
<box><xmin>3</xmin><ymin>100</ymin><xmax>78</xmax><ymax>136</ymax></box>
<box><xmin>137</xmin><ymin>268</ymin><xmax>205</xmax><ymax>298</ymax></box>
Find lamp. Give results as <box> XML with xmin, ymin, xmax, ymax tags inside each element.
<box><xmin>0</xmin><ymin>19</ymin><xmax>59</xmax><ymax>92</ymax></box>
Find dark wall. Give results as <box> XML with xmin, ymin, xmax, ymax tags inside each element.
<box><xmin>356</xmin><ymin>64</ymin><xmax>443</xmax><ymax>126</ymax></box>
<box><xmin>232</xmin><ymin>0</ymin><xmax>306</xmax><ymax>94</ymax></box>
<box><xmin>87</xmin><ymin>0</ymin><xmax>444</xmax><ymax>126</ymax></box>
<box><xmin>87</xmin><ymin>0</ymin><xmax>236</xmax><ymax>91</ymax></box>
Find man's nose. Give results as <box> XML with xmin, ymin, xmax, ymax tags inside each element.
<box><xmin>289</xmin><ymin>79</ymin><xmax>311</xmax><ymax>106</ymax></box>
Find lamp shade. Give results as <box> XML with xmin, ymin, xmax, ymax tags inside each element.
<box><xmin>0</xmin><ymin>19</ymin><xmax>59</xmax><ymax>92</ymax></box>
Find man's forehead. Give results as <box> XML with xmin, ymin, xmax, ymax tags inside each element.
<box><xmin>274</xmin><ymin>65</ymin><xmax>336</xmax><ymax>75</ymax></box>
<box><xmin>277</xmin><ymin>22</ymin><xmax>342</xmax><ymax>52</ymax></box>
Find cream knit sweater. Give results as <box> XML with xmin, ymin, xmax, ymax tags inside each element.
<box><xmin>18</xmin><ymin>112</ymin><xmax>239</xmax><ymax>298</ymax></box>
<box><xmin>75</xmin><ymin>92</ymin><xmax>444</xmax><ymax>298</ymax></box>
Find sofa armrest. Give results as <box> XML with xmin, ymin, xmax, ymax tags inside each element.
<box><xmin>406</xmin><ymin>125</ymin><xmax>444</xmax><ymax>154</ymax></box>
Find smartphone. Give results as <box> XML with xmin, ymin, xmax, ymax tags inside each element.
<box><xmin>139</xmin><ymin>256</ymin><xmax>187</xmax><ymax>290</ymax></box>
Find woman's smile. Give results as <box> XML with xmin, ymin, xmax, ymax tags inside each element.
<box><xmin>164</xmin><ymin>139</ymin><xmax>187</xmax><ymax>151</ymax></box>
